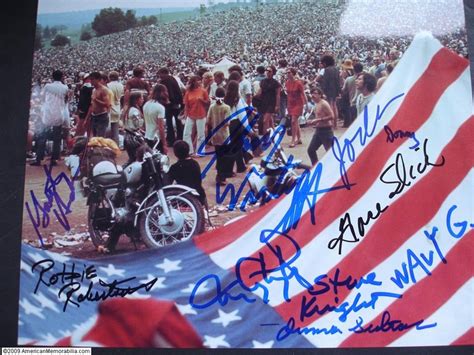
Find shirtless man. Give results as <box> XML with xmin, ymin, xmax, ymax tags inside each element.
<box><xmin>86</xmin><ymin>71</ymin><xmax>112</xmax><ymax>137</ymax></box>
<box><xmin>306</xmin><ymin>87</ymin><xmax>335</xmax><ymax>165</ymax></box>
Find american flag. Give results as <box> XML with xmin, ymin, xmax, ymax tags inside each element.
<box><xmin>19</xmin><ymin>33</ymin><xmax>473</xmax><ymax>348</ymax></box>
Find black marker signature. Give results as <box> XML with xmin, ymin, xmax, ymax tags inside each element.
<box><xmin>32</xmin><ymin>259</ymin><xmax>157</xmax><ymax>311</ymax></box>
<box><xmin>379</xmin><ymin>138</ymin><xmax>445</xmax><ymax>199</ymax></box>
<box><xmin>25</xmin><ymin>165</ymin><xmax>76</xmax><ymax>246</ymax></box>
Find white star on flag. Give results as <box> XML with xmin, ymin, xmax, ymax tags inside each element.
<box><xmin>32</xmin><ymin>292</ymin><xmax>60</xmax><ymax>313</ymax></box>
<box><xmin>252</xmin><ymin>340</ymin><xmax>274</xmax><ymax>348</ymax></box>
<box><xmin>44</xmin><ymin>250</ymin><xmax>70</xmax><ymax>263</ymax></box>
<box><xmin>203</xmin><ymin>334</ymin><xmax>231</xmax><ymax>348</ymax></box>
<box><xmin>98</xmin><ymin>264</ymin><xmax>126</xmax><ymax>278</ymax></box>
<box><xmin>176</xmin><ymin>303</ymin><xmax>198</xmax><ymax>316</ymax></box>
<box><xmin>181</xmin><ymin>280</ymin><xmax>208</xmax><ymax>294</ymax></box>
<box><xmin>20</xmin><ymin>259</ymin><xmax>33</xmax><ymax>275</ymax></box>
<box><xmin>20</xmin><ymin>298</ymin><xmax>45</xmax><ymax>319</ymax></box>
<box><xmin>211</xmin><ymin>309</ymin><xmax>242</xmax><ymax>327</ymax></box>
<box><xmin>155</xmin><ymin>258</ymin><xmax>182</xmax><ymax>273</ymax></box>
<box><xmin>28</xmin><ymin>251</ymin><xmax>47</xmax><ymax>264</ymax></box>
<box><xmin>141</xmin><ymin>274</ymin><xmax>166</xmax><ymax>289</ymax></box>
<box><xmin>40</xmin><ymin>333</ymin><xmax>58</xmax><ymax>344</ymax></box>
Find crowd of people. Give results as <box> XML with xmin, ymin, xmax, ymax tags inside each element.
<box><xmin>27</xmin><ymin>1</ymin><xmax>468</xmax><ymax>193</ymax></box>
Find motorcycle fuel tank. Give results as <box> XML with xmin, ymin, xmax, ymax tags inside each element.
<box><xmin>123</xmin><ymin>162</ymin><xmax>142</xmax><ymax>184</ymax></box>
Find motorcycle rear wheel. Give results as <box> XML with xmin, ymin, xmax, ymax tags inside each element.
<box><xmin>87</xmin><ymin>200</ymin><xmax>114</xmax><ymax>248</ymax></box>
<box><xmin>139</xmin><ymin>188</ymin><xmax>205</xmax><ymax>248</ymax></box>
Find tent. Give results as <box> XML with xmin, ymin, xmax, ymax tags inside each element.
<box><xmin>212</xmin><ymin>56</ymin><xmax>237</xmax><ymax>78</ymax></box>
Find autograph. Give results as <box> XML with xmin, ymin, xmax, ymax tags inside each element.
<box><xmin>331</xmin><ymin>93</ymin><xmax>405</xmax><ymax>189</ymax></box>
<box><xmin>25</xmin><ymin>165</ymin><xmax>76</xmax><ymax>246</ymax></box>
<box><xmin>329</xmin><ymin>137</ymin><xmax>445</xmax><ymax>254</ymax></box>
<box><xmin>384</xmin><ymin>125</ymin><xmax>420</xmax><ymax>149</ymax></box>
<box><xmin>32</xmin><ymin>259</ymin><xmax>157</xmax><ymax>311</ymax></box>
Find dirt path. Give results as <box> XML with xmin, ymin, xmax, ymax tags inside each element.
<box><xmin>22</xmin><ymin>125</ymin><xmax>347</xmax><ymax>259</ymax></box>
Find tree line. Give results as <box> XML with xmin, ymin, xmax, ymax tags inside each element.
<box><xmin>35</xmin><ymin>8</ymin><xmax>158</xmax><ymax>50</ymax></box>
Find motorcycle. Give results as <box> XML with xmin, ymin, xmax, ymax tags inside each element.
<box><xmin>79</xmin><ymin>131</ymin><xmax>205</xmax><ymax>250</ymax></box>
<box><xmin>247</xmin><ymin>127</ymin><xmax>312</xmax><ymax>205</ymax></box>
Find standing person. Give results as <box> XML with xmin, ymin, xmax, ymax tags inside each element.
<box><xmin>183</xmin><ymin>75</ymin><xmax>210</xmax><ymax>156</ymax></box>
<box><xmin>202</xmin><ymin>71</ymin><xmax>214</xmax><ymax>95</ymax></box>
<box><xmin>31</xmin><ymin>69</ymin><xmax>68</xmax><ymax>166</ymax></box>
<box><xmin>75</xmin><ymin>73</ymin><xmax>93</xmax><ymax>136</ymax></box>
<box><xmin>224</xmin><ymin>80</ymin><xmax>249</xmax><ymax>174</ymax></box>
<box><xmin>355</xmin><ymin>72</ymin><xmax>377</xmax><ymax>116</ymax></box>
<box><xmin>285</xmin><ymin>68</ymin><xmax>306</xmax><ymax>147</ymax></box>
<box><xmin>123</xmin><ymin>92</ymin><xmax>144</xmax><ymax>164</ymax></box>
<box><xmin>143</xmin><ymin>84</ymin><xmax>169</xmax><ymax>154</ymax></box>
<box><xmin>251</xmin><ymin>65</ymin><xmax>266</xmax><ymax>134</ymax></box>
<box><xmin>341</xmin><ymin>62</ymin><xmax>363</xmax><ymax>127</ymax></box>
<box><xmin>86</xmin><ymin>71</ymin><xmax>112</xmax><ymax>138</ymax></box>
<box><xmin>275</xmin><ymin>59</ymin><xmax>288</xmax><ymax>123</ymax></box>
<box><xmin>124</xmin><ymin>66</ymin><xmax>151</xmax><ymax>105</ymax></box>
<box><xmin>209</xmin><ymin>71</ymin><xmax>225</xmax><ymax>100</ymax></box>
<box><xmin>157</xmin><ymin>67</ymin><xmax>184</xmax><ymax>146</ymax></box>
<box><xmin>256</xmin><ymin>65</ymin><xmax>281</xmax><ymax>133</ymax></box>
<box><xmin>206</xmin><ymin>87</ymin><xmax>231</xmax><ymax>185</ymax></box>
<box><xmin>306</xmin><ymin>87</ymin><xmax>335</xmax><ymax>166</ymax></box>
<box><xmin>318</xmin><ymin>54</ymin><xmax>340</xmax><ymax>128</ymax></box>
<box><xmin>107</xmin><ymin>71</ymin><xmax>124</xmax><ymax>145</ymax></box>
<box><xmin>228</xmin><ymin>65</ymin><xmax>253</xmax><ymax>106</ymax></box>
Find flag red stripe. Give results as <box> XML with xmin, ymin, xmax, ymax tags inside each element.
<box><xmin>195</xmin><ymin>48</ymin><xmax>468</xmax><ymax>256</ymax></box>
<box><xmin>194</xmin><ymin>192</ymin><xmax>280</xmax><ymax>253</ymax></box>
<box><xmin>275</xmin><ymin>116</ymin><xmax>473</xmax><ymax>327</ymax></box>
<box><xmin>339</xmin><ymin>230</ymin><xmax>473</xmax><ymax>347</ymax></box>
<box><xmin>451</xmin><ymin>327</ymin><xmax>474</xmax><ymax>346</ymax></box>
<box><xmin>235</xmin><ymin>48</ymin><xmax>468</xmax><ymax>284</ymax></box>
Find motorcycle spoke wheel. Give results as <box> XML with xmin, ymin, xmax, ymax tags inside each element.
<box><xmin>139</xmin><ymin>188</ymin><xmax>205</xmax><ymax>249</ymax></box>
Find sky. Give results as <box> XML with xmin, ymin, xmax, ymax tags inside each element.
<box><xmin>38</xmin><ymin>0</ymin><xmax>226</xmax><ymax>14</ymax></box>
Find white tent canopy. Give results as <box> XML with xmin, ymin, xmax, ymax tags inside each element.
<box><xmin>212</xmin><ymin>56</ymin><xmax>237</xmax><ymax>78</ymax></box>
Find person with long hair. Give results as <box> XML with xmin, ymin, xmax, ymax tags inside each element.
<box><xmin>256</xmin><ymin>65</ymin><xmax>281</xmax><ymax>133</ymax></box>
<box><xmin>206</xmin><ymin>87</ymin><xmax>231</xmax><ymax>185</ymax></box>
<box><xmin>224</xmin><ymin>80</ymin><xmax>248</xmax><ymax>174</ymax></box>
<box><xmin>183</xmin><ymin>75</ymin><xmax>210</xmax><ymax>156</ymax></box>
<box><xmin>143</xmin><ymin>84</ymin><xmax>169</xmax><ymax>154</ymax></box>
<box><xmin>285</xmin><ymin>67</ymin><xmax>306</xmax><ymax>147</ymax></box>
<box><xmin>123</xmin><ymin>91</ymin><xmax>144</xmax><ymax>164</ymax></box>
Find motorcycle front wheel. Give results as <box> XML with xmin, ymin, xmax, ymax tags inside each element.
<box><xmin>139</xmin><ymin>188</ymin><xmax>205</xmax><ymax>248</ymax></box>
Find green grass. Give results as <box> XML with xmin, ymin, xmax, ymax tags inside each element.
<box><xmin>41</xmin><ymin>9</ymin><xmax>201</xmax><ymax>49</ymax></box>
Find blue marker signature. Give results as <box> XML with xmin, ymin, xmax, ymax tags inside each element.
<box><xmin>25</xmin><ymin>165</ymin><xmax>75</xmax><ymax>246</ymax></box>
<box><xmin>391</xmin><ymin>204</ymin><xmax>472</xmax><ymax>289</ymax></box>
<box><xmin>190</xmin><ymin>228</ymin><xmax>312</xmax><ymax>308</ymax></box>
<box><xmin>349</xmin><ymin>311</ymin><xmax>437</xmax><ymax>334</ymax></box>
<box><xmin>384</xmin><ymin>125</ymin><xmax>420</xmax><ymax>149</ymax></box>
<box><xmin>332</xmin><ymin>93</ymin><xmax>405</xmax><ymax>189</ymax></box>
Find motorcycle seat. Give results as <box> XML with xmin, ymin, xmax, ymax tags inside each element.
<box><xmin>92</xmin><ymin>173</ymin><xmax>125</xmax><ymax>187</ymax></box>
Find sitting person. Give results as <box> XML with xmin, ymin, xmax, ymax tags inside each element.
<box><xmin>168</xmin><ymin>140</ymin><xmax>207</xmax><ymax>208</ymax></box>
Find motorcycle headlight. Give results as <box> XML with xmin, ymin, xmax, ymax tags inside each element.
<box><xmin>160</xmin><ymin>154</ymin><xmax>171</xmax><ymax>174</ymax></box>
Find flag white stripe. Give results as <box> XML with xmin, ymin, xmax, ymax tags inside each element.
<box><xmin>259</xmin><ymin>67</ymin><xmax>472</xmax><ymax>306</ymax></box>
<box><xmin>209</xmin><ymin>35</ymin><xmax>445</xmax><ymax>269</ymax></box>
<box><xmin>300</xmin><ymin>172</ymin><xmax>473</xmax><ymax>347</ymax></box>
<box><xmin>389</xmin><ymin>278</ymin><xmax>473</xmax><ymax>347</ymax></box>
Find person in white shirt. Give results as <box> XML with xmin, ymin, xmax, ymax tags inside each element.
<box><xmin>143</xmin><ymin>84</ymin><xmax>169</xmax><ymax>154</ymax></box>
<box><xmin>31</xmin><ymin>69</ymin><xmax>68</xmax><ymax>166</ymax></box>
<box><xmin>228</xmin><ymin>65</ymin><xmax>253</xmax><ymax>106</ymax></box>
<box><xmin>355</xmin><ymin>72</ymin><xmax>377</xmax><ymax>117</ymax></box>
<box><xmin>107</xmin><ymin>71</ymin><xmax>124</xmax><ymax>145</ymax></box>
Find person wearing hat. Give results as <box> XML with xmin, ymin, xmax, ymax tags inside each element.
<box><xmin>340</xmin><ymin>59</ymin><xmax>354</xmax><ymax>81</ymax></box>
